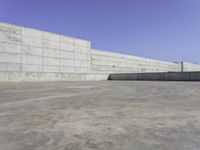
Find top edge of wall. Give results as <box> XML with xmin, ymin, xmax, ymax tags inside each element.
<box><xmin>0</xmin><ymin>21</ymin><xmax>91</xmax><ymax>44</ymax></box>
<box><xmin>182</xmin><ymin>61</ymin><xmax>200</xmax><ymax>65</ymax></box>
<box><xmin>92</xmin><ymin>48</ymin><xmax>181</xmax><ymax>65</ymax></box>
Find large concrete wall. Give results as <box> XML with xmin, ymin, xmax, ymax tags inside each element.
<box><xmin>0</xmin><ymin>22</ymin><xmax>91</xmax><ymax>74</ymax></box>
<box><xmin>182</xmin><ymin>62</ymin><xmax>200</xmax><ymax>72</ymax></box>
<box><xmin>0</xmin><ymin>22</ymin><xmax>200</xmax><ymax>82</ymax></box>
<box><xmin>0</xmin><ymin>22</ymin><xmax>106</xmax><ymax>81</ymax></box>
<box><xmin>91</xmin><ymin>49</ymin><xmax>181</xmax><ymax>73</ymax></box>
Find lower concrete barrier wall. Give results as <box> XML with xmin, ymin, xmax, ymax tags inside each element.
<box><xmin>0</xmin><ymin>72</ymin><xmax>109</xmax><ymax>82</ymax></box>
<box><xmin>108</xmin><ymin>72</ymin><xmax>200</xmax><ymax>81</ymax></box>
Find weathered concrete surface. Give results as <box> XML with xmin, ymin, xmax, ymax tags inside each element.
<box><xmin>182</xmin><ymin>62</ymin><xmax>200</xmax><ymax>72</ymax></box>
<box><xmin>0</xmin><ymin>21</ymin><xmax>91</xmax><ymax>75</ymax></box>
<box><xmin>0</xmin><ymin>72</ymin><xmax>109</xmax><ymax>82</ymax></box>
<box><xmin>91</xmin><ymin>49</ymin><xmax>181</xmax><ymax>73</ymax></box>
<box><xmin>0</xmin><ymin>81</ymin><xmax>200</xmax><ymax>150</ymax></box>
<box><xmin>108</xmin><ymin>72</ymin><xmax>200</xmax><ymax>81</ymax></box>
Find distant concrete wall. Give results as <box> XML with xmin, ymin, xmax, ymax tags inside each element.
<box><xmin>0</xmin><ymin>22</ymin><xmax>200</xmax><ymax>82</ymax></box>
<box><xmin>182</xmin><ymin>62</ymin><xmax>200</xmax><ymax>72</ymax></box>
<box><xmin>91</xmin><ymin>49</ymin><xmax>181</xmax><ymax>73</ymax></box>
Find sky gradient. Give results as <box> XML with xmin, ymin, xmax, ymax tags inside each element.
<box><xmin>0</xmin><ymin>0</ymin><xmax>200</xmax><ymax>63</ymax></box>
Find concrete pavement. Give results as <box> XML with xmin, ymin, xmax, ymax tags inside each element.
<box><xmin>0</xmin><ymin>81</ymin><xmax>200</xmax><ymax>150</ymax></box>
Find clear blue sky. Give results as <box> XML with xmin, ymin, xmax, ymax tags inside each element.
<box><xmin>0</xmin><ymin>0</ymin><xmax>200</xmax><ymax>63</ymax></box>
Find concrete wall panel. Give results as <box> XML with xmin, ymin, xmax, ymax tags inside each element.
<box><xmin>21</xmin><ymin>72</ymin><xmax>39</xmax><ymax>81</ymax></box>
<box><xmin>75</xmin><ymin>67</ymin><xmax>88</xmax><ymax>73</ymax></box>
<box><xmin>23</xmin><ymin>55</ymin><xmax>42</xmax><ymax>65</ymax></box>
<box><xmin>190</xmin><ymin>72</ymin><xmax>200</xmax><ymax>81</ymax></box>
<box><xmin>43</xmin><ymin>48</ymin><xmax>60</xmax><ymax>58</ymax></box>
<box><xmin>43</xmin><ymin>65</ymin><xmax>60</xmax><ymax>72</ymax></box>
<box><xmin>60</xmin><ymin>43</ymin><xmax>74</xmax><ymax>52</ymax></box>
<box><xmin>75</xmin><ymin>39</ymin><xmax>90</xmax><ymax>47</ymax></box>
<box><xmin>43</xmin><ymin>57</ymin><xmax>60</xmax><ymax>66</ymax></box>
<box><xmin>60</xmin><ymin>51</ymin><xmax>74</xmax><ymax>59</ymax></box>
<box><xmin>0</xmin><ymin>72</ymin><xmax>9</xmax><ymax>82</ymax></box>
<box><xmin>91</xmin><ymin>49</ymin><xmax>181</xmax><ymax>73</ymax></box>
<box><xmin>164</xmin><ymin>72</ymin><xmax>190</xmax><ymax>81</ymax></box>
<box><xmin>60</xmin><ymin>66</ymin><xmax>74</xmax><ymax>73</ymax></box>
<box><xmin>43</xmin><ymin>32</ymin><xmax>59</xmax><ymax>42</ymax></box>
<box><xmin>182</xmin><ymin>62</ymin><xmax>200</xmax><ymax>72</ymax></box>
<box><xmin>0</xmin><ymin>42</ymin><xmax>22</xmax><ymax>54</ymax></box>
<box><xmin>0</xmin><ymin>31</ymin><xmax>22</xmax><ymax>44</ymax></box>
<box><xmin>23</xmin><ymin>28</ymin><xmax>42</xmax><ymax>38</ymax></box>
<box><xmin>0</xmin><ymin>63</ymin><xmax>21</xmax><ymax>72</ymax></box>
<box><xmin>23</xmin><ymin>45</ymin><xmax>42</xmax><ymax>56</ymax></box>
<box><xmin>86</xmin><ymin>74</ymin><xmax>96</xmax><ymax>80</ymax></box>
<box><xmin>109</xmin><ymin>72</ymin><xmax>200</xmax><ymax>81</ymax></box>
<box><xmin>60</xmin><ymin>35</ymin><xmax>75</xmax><ymax>44</ymax></box>
<box><xmin>38</xmin><ymin>73</ymin><xmax>62</xmax><ymax>81</ymax></box>
<box><xmin>0</xmin><ymin>23</ymin><xmax>22</xmax><ymax>45</ymax></box>
<box><xmin>60</xmin><ymin>59</ymin><xmax>74</xmax><ymax>67</ymax></box>
<box><xmin>22</xmin><ymin>64</ymin><xmax>43</xmax><ymax>72</ymax></box>
<box><xmin>43</xmin><ymin>40</ymin><xmax>60</xmax><ymax>50</ymax></box>
<box><xmin>9</xmin><ymin>72</ymin><xmax>22</xmax><ymax>82</ymax></box>
<box><xmin>0</xmin><ymin>53</ymin><xmax>22</xmax><ymax>63</ymax></box>
<box><xmin>23</xmin><ymin>36</ymin><xmax>42</xmax><ymax>47</ymax></box>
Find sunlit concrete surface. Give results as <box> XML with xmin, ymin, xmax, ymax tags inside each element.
<box><xmin>2</xmin><ymin>22</ymin><xmax>200</xmax><ymax>83</ymax></box>
<box><xmin>0</xmin><ymin>81</ymin><xmax>200</xmax><ymax>150</ymax></box>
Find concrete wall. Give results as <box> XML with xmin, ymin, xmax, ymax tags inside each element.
<box><xmin>0</xmin><ymin>72</ymin><xmax>109</xmax><ymax>82</ymax></box>
<box><xmin>0</xmin><ymin>22</ymin><xmax>91</xmax><ymax>74</ymax></box>
<box><xmin>0</xmin><ymin>22</ymin><xmax>200</xmax><ymax>82</ymax></box>
<box><xmin>108</xmin><ymin>72</ymin><xmax>200</xmax><ymax>81</ymax></box>
<box><xmin>91</xmin><ymin>49</ymin><xmax>181</xmax><ymax>73</ymax></box>
<box><xmin>182</xmin><ymin>62</ymin><xmax>200</xmax><ymax>72</ymax></box>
